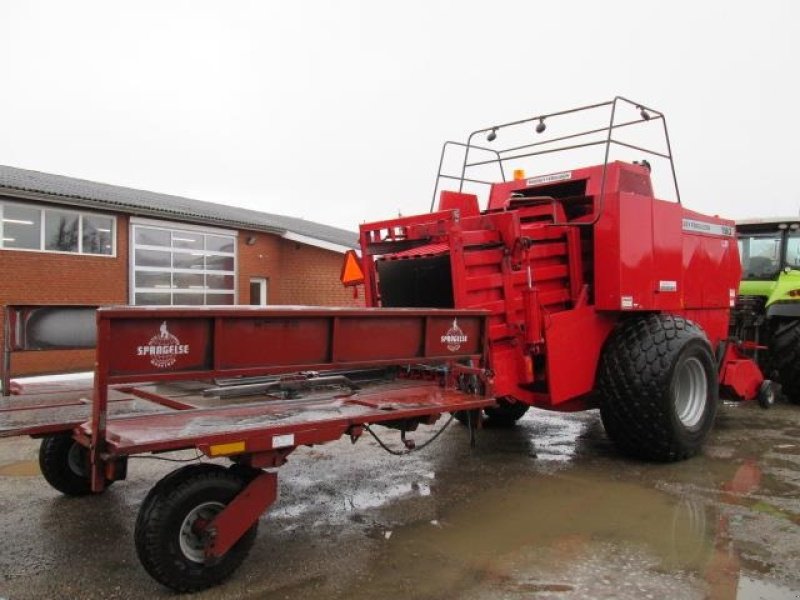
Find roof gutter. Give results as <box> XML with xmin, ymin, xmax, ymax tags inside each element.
<box><xmin>281</xmin><ymin>231</ymin><xmax>354</xmax><ymax>253</ymax></box>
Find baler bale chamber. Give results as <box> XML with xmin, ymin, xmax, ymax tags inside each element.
<box><xmin>355</xmin><ymin>96</ymin><xmax>773</xmax><ymax>462</ymax></box>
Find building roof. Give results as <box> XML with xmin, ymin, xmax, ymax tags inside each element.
<box><xmin>0</xmin><ymin>165</ymin><xmax>358</xmax><ymax>251</ymax></box>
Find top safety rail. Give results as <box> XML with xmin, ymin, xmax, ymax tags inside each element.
<box><xmin>430</xmin><ymin>96</ymin><xmax>681</xmax><ymax>222</ymax></box>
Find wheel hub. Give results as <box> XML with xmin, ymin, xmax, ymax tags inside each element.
<box><xmin>674</xmin><ymin>357</ymin><xmax>708</xmax><ymax>428</ymax></box>
<box><xmin>66</xmin><ymin>442</ymin><xmax>88</xmax><ymax>477</ymax></box>
<box><xmin>179</xmin><ymin>501</ymin><xmax>224</xmax><ymax>563</ymax></box>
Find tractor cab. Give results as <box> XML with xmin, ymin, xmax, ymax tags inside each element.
<box><xmin>737</xmin><ymin>218</ymin><xmax>800</xmax><ymax>282</ymax></box>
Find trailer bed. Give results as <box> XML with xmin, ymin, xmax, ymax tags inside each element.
<box><xmin>91</xmin><ymin>379</ymin><xmax>491</xmax><ymax>455</ymax></box>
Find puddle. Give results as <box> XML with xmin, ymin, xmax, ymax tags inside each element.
<box><xmin>0</xmin><ymin>460</ymin><xmax>40</xmax><ymax>477</ymax></box>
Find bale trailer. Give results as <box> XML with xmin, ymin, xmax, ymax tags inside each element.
<box><xmin>0</xmin><ymin>97</ymin><xmax>773</xmax><ymax>592</ymax></box>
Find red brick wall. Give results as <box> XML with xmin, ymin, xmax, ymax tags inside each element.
<box><xmin>236</xmin><ymin>231</ymin><xmax>283</xmax><ymax>304</ymax></box>
<box><xmin>277</xmin><ymin>239</ymin><xmax>363</xmax><ymax>307</ymax></box>
<box><xmin>0</xmin><ymin>214</ymin><xmax>129</xmax><ymax>377</ymax></box>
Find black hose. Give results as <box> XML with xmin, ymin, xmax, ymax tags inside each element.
<box><xmin>364</xmin><ymin>414</ymin><xmax>456</xmax><ymax>456</ymax></box>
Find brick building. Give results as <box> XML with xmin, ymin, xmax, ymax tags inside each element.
<box><xmin>0</xmin><ymin>165</ymin><xmax>360</xmax><ymax>377</ymax></box>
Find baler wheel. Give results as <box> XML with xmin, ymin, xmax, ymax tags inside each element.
<box><xmin>134</xmin><ymin>463</ymin><xmax>258</xmax><ymax>593</ymax></box>
<box><xmin>770</xmin><ymin>318</ymin><xmax>800</xmax><ymax>404</ymax></box>
<box><xmin>39</xmin><ymin>433</ymin><xmax>105</xmax><ymax>496</ymax></box>
<box><xmin>598</xmin><ymin>314</ymin><xmax>718</xmax><ymax>462</ymax></box>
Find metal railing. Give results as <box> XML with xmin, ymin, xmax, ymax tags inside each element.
<box><xmin>430</xmin><ymin>96</ymin><xmax>681</xmax><ymax>224</ymax></box>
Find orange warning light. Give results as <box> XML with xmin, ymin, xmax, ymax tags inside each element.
<box><xmin>513</xmin><ymin>169</ymin><xmax>526</xmax><ymax>181</ymax></box>
<box><xmin>340</xmin><ymin>249</ymin><xmax>364</xmax><ymax>286</ymax></box>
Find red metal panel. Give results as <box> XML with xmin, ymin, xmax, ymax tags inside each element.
<box><xmin>217</xmin><ymin>317</ymin><xmax>330</xmax><ymax>369</ymax></box>
<box><xmin>95</xmin><ymin>307</ymin><xmax>488</xmax><ymax>384</ymax></box>
<box><xmin>681</xmin><ymin>208</ymin><xmax>739</xmax><ymax>310</ymax></box>
<box><xmin>108</xmin><ymin>318</ymin><xmax>213</xmax><ymax>376</ymax></box>
<box><xmin>334</xmin><ymin>317</ymin><xmax>423</xmax><ymax>361</ymax></box>
<box><xmin>423</xmin><ymin>316</ymin><xmax>483</xmax><ymax>357</ymax></box>
<box><xmin>651</xmin><ymin>200</ymin><xmax>684</xmax><ymax>311</ymax></box>
<box><xmin>544</xmin><ymin>306</ymin><xmax>616</xmax><ymax>405</ymax></box>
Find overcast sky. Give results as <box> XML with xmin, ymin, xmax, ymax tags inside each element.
<box><xmin>1</xmin><ymin>1</ymin><xmax>798</xmax><ymax>232</ymax></box>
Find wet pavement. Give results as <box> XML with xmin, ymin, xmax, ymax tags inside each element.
<box><xmin>0</xmin><ymin>401</ymin><xmax>799</xmax><ymax>599</ymax></box>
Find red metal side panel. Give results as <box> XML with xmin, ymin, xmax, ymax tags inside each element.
<box><xmin>651</xmin><ymin>200</ymin><xmax>684</xmax><ymax>311</ymax></box>
<box><xmin>595</xmin><ymin>192</ymin><xmax>656</xmax><ymax>311</ymax></box>
<box><xmin>216</xmin><ymin>317</ymin><xmax>330</xmax><ymax>368</ymax></box>
<box><xmin>108</xmin><ymin>318</ymin><xmax>213</xmax><ymax>376</ymax></box>
<box><xmin>617</xmin><ymin>193</ymin><xmax>655</xmax><ymax>310</ymax></box>
<box><xmin>544</xmin><ymin>306</ymin><xmax>616</xmax><ymax>404</ymax></box>
<box><xmin>593</xmin><ymin>192</ymin><xmax>622</xmax><ymax>310</ymax></box>
<box><xmin>681</xmin><ymin>209</ymin><xmax>739</xmax><ymax>310</ymax></box>
<box><xmin>99</xmin><ymin>307</ymin><xmax>488</xmax><ymax>383</ymax></box>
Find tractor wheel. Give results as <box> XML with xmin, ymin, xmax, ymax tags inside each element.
<box><xmin>770</xmin><ymin>318</ymin><xmax>800</xmax><ymax>404</ymax></box>
<box><xmin>39</xmin><ymin>433</ymin><xmax>104</xmax><ymax>496</ymax></box>
<box><xmin>134</xmin><ymin>463</ymin><xmax>258</xmax><ymax>593</ymax></box>
<box><xmin>454</xmin><ymin>397</ymin><xmax>529</xmax><ymax>428</ymax></box>
<box><xmin>598</xmin><ymin>314</ymin><xmax>718</xmax><ymax>462</ymax></box>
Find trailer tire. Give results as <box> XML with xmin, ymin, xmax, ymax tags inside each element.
<box><xmin>770</xmin><ymin>318</ymin><xmax>800</xmax><ymax>404</ymax></box>
<box><xmin>134</xmin><ymin>463</ymin><xmax>258</xmax><ymax>593</ymax></box>
<box><xmin>454</xmin><ymin>397</ymin><xmax>529</xmax><ymax>428</ymax></box>
<box><xmin>39</xmin><ymin>433</ymin><xmax>101</xmax><ymax>496</ymax></box>
<box><xmin>484</xmin><ymin>397</ymin><xmax>530</xmax><ymax>427</ymax></box>
<box><xmin>598</xmin><ymin>314</ymin><xmax>718</xmax><ymax>462</ymax></box>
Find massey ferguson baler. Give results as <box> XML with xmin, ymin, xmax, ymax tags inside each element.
<box><xmin>349</xmin><ymin>97</ymin><xmax>774</xmax><ymax>462</ymax></box>
<box><xmin>0</xmin><ymin>97</ymin><xmax>772</xmax><ymax>593</ymax></box>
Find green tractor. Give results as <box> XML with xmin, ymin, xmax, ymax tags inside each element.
<box><xmin>732</xmin><ymin>217</ymin><xmax>800</xmax><ymax>404</ymax></box>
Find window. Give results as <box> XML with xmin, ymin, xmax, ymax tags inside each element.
<box><xmin>786</xmin><ymin>232</ymin><xmax>800</xmax><ymax>270</ymax></box>
<box><xmin>738</xmin><ymin>233</ymin><xmax>782</xmax><ymax>280</ymax></box>
<box><xmin>0</xmin><ymin>200</ymin><xmax>115</xmax><ymax>255</ymax></box>
<box><xmin>45</xmin><ymin>210</ymin><xmax>79</xmax><ymax>252</ymax></box>
<box><xmin>2</xmin><ymin>204</ymin><xmax>41</xmax><ymax>249</ymax></box>
<box><xmin>131</xmin><ymin>221</ymin><xmax>237</xmax><ymax>306</ymax></box>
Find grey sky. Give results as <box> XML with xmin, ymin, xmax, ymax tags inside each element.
<box><xmin>1</xmin><ymin>1</ymin><xmax>798</xmax><ymax>231</ymax></box>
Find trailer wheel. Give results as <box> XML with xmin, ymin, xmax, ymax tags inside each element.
<box><xmin>771</xmin><ymin>318</ymin><xmax>800</xmax><ymax>404</ymax></box>
<box><xmin>39</xmin><ymin>433</ymin><xmax>103</xmax><ymax>496</ymax></box>
<box><xmin>598</xmin><ymin>314</ymin><xmax>718</xmax><ymax>462</ymax></box>
<box><xmin>484</xmin><ymin>397</ymin><xmax>530</xmax><ymax>427</ymax></box>
<box><xmin>134</xmin><ymin>463</ymin><xmax>258</xmax><ymax>593</ymax></box>
<box><xmin>454</xmin><ymin>397</ymin><xmax>529</xmax><ymax>428</ymax></box>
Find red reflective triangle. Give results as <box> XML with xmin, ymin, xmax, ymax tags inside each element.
<box><xmin>340</xmin><ymin>249</ymin><xmax>364</xmax><ymax>286</ymax></box>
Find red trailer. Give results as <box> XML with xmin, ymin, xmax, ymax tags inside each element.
<box><xmin>0</xmin><ymin>97</ymin><xmax>773</xmax><ymax>592</ymax></box>
<box><xmin>2</xmin><ymin>306</ymin><xmax>496</xmax><ymax>591</ymax></box>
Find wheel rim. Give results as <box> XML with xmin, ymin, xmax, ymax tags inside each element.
<box><xmin>674</xmin><ymin>357</ymin><xmax>708</xmax><ymax>428</ymax></box>
<box><xmin>66</xmin><ymin>442</ymin><xmax>87</xmax><ymax>476</ymax></box>
<box><xmin>179</xmin><ymin>501</ymin><xmax>224</xmax><ymax>563</ymax></box>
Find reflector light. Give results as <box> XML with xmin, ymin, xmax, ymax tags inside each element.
<box><xmin>340</xmin><ymin>249</ymin><xmax>364</xmax><ymax>286</ymax></box>
<box><xmin>209</xmin><ymin>441</ymin><xmax>246</xmax><ymax>456</ymax></box>
<box><xmin>514</xmin><ymin>169</ymin><xmax>526</xmax><ymax>181</ymax></box>
<box><xmin>789</xmin><ymin>289</ymin><xmax>800</xmax><ymax>297</ymax></box>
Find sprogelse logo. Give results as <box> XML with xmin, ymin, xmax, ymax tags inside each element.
<box><xmin>136</xmin><ymin>321</ymin><xmax>190</xmax><ymax>368</ymax></box>
<box><xmin>441</xmin><ymin>319</ymin><xmax>468</xmax><ymax>352</ymax></box>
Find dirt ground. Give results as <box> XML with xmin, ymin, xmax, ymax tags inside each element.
<box><xmin>0</xmin><ymin>400</ymin><xmax>799</xmax><ymax>599</ymax></box>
